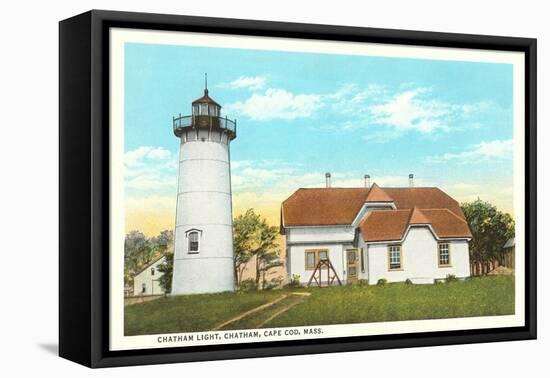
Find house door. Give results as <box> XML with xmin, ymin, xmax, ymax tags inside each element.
<box><xmin>346</xmin><ymin>249</ymin><xmax>358</xmax><ymax>283</ymax></box>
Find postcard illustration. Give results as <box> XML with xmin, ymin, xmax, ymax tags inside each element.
<box><xmin>109</xmin><ymin>29</ymin><xmax>524</xmax><ymax>351</ymax></box>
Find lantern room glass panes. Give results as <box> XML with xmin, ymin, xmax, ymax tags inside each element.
<box><xmin>193</xmin><ymin>103</ymin><xmax>220</xmax><ymax>116</ymax></box>
<box><xmin>209</xmin><ymin>104</ymin><xmax>219</xmax><ymax>116</ymax></box>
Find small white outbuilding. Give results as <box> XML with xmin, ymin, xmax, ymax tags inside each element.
<box><xmin>281</xmin><ymin>183</ymin><xmax>472</xmax><ymax>285</ymax></box>
<box><xmin>133</xmin><ymin>255</ymin><xmax>167</xmax><ymax>296</ymax></box>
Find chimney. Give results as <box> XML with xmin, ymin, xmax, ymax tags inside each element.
<box><xmin>364</xmin><ymin>174</ymin><xmax>370</xmax><ymax>188</ymax></box>
<box><xmin>325</xmin><ymin>172</ymin><xmax>331</xmax><ymax>188</ymax></box>
<box><xmin>409</xmin><ymin>173</ymin><xmax>414</xmax><ymax>187</ymax></box>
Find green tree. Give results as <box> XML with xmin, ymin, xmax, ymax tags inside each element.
<box><xmin>124</xmin><ymin>230</ymin><xmax>151</xmax><ymax>287</ymax></box>
<box><xmin>233</xmin><ymin>209</ymin><xmax>283</xmax><ymax>289</ymax></box>
<box><xmin>124</xmin><ymin>230</ymin><xmax>174</xmax><ymax>289</ymax></box>
<box><xmin>461</xmin><ymin>199</ymin><xmax>515</xmax><ymax>270</ymax></box>
<box><xmin>233</xmin><ymin>209</ymin><xmax>260</xmax><ymax>285</ymax></box>
<box><xmin>255</xmin><ymin>221</ymin><xmax>284</xmax><ymax>289</ymax></box>
<box><xmin>157</xmin><ymin>251</ymin><xmax>174</xmax><ymax>294</ymax></box>
<box><xmin>151</xmin><ymin>230</ymin><xmax>174</xmax><ymax>253</ymax></box>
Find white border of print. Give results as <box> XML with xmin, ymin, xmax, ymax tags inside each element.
<box><xmin>109</xmin><ymin>27</ymin><xmax>526</xmax><ymax>351</ymax></box>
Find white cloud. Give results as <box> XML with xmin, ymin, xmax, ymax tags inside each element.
<box><xmin>441</xmin><ymin>181</ymin><xmax>514</xmax><ymax>214</ymax></box>
<box><xmin>368</xmin><ymin>88</ymin><xmax>455</xmax><ymax>133</ymax></box>
<box><xmin>225</xmin><ymin>88</ymin><xmax>324</xmax><ymax>121</ymax></box>
<box><xmin>427</xmin><ymin>139</ymin><xmax>513</xmax><ymax>163</ymax></box>
<box><xmin>125</xmin><ymin>146</ymin><xmax>172</xmax><ymax>167</ymax></box>
<box><xmin>231</xmin><ymin>159</ymin><xmax>430</xmax><ymax>194</ymax></box>
<box><xmin>124</xmin><ymin>146</ymin><xmax>177</xmax><ymax>192</ymax></box>
<box><xmin>321</xmin><ymin>84</ymin><xmax>490</xmax><ymax>143</ymax></box>
<box><xmin>224</xmin><ymin>75</ymin><xmax>268</xmax><ymax>90</ymax></box>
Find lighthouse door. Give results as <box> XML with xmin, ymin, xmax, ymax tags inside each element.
<box><xmin>346</xmin><ymin>249</ymin><xmax>358</xmax><ymax>284</ymax></box>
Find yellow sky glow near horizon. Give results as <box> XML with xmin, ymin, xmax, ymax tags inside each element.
<box><xmin>125</xmin><ymin>182</ymin><xmax>513</xmax><ymax>237</ymax></box>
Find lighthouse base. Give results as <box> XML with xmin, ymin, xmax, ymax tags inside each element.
<box><xmin>171</xmin><ymin>257</ymin><xmax>235</xmax><ymax>295</ymax></box>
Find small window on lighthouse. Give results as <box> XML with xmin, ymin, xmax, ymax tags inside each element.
<box><xmin>188</xmin><ymin>231</ymin><xmax>200</xmax><ymax>253</ymax></box>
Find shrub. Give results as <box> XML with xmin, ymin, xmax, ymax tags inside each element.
<box><xmin>287</xmin><ymin>274</ymin><xmax>302</xmax><ymax>288</ymax></box>
<box><xmin>446</xmin><ymin>274</ymin><xmax>458</xmax><ymax>283</ymax></box>
<box><xmin>358</xmin><ymin>279</ymin><xmax>369</xmax><ymax>287</ymax></box>
<box><xmin>377</xmin><ymin>278</ymin><xmax>387</xmax><ymax>286</ymax></box>
<box><xmin>264</xmin><ymin>277</ymin><xmax>283</xmax><ymax>290</ymax></box>
<box><xmin>405</xmin><ymin>278</ymin><xmax>413</xmax><ymax>285</ymax></box>
<box><xmin>238</xmin><ymin>278</ymin><xmax>258</xmax><ymax>292</ymax></box>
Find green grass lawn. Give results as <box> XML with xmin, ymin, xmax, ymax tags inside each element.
<box><xmin>221</xmin><ymin>294</ymin><xmax>307</xmax><ymax>330</ymax></box>
<box><xmin>125</xmin><ymin>276</ymin><xmax>514</xmax><ymax>335</ymax></box>
<box><xmin>267</xmin><ymin>276</ymin><xmax>514</xmax><ymax>328</ymax></box>
<box><xmin>125</xmin><ymin>290</ymin><xmax>283</xmax><ymax>335</ymax></box>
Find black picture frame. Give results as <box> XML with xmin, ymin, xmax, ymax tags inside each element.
<box><xmin>59</xmin><ymin>9</ymin><xmax>537</xmax><ymax>368</ymax></box>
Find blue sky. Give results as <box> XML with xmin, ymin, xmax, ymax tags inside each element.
<box><xmin>123</xmin><ymin>42</ymin><xmax>514</xmax><ymax>234</ymax></box>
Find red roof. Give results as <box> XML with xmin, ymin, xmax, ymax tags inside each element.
<box><xmin>192</xmin><ymin>89</ymin><xmax>221</xmax><ymax>107</ymax></box>
<box><xmin>282</xmin><ymin>188</ymin><xmax>369</xmax><ymax>226</ymax></box>
<box><xmin>364</xmin><ymin>183</ymin><xmax>393</xmax><ymax>202</ymax></box>
<box><xmin>359</xmin><ymin>208</ymin><xmax>472</xmax><ymax>242</ymax></box>
<box><xmin>420</xmin><ymin>209</ymin><xmax>472</xmax><ymax>239</ymax></box>
<box><xmin>281</xmin><ymin>184</ymin><xmax>472</xmax><ymax>241</ymax></box>
<box><xmin>359</xmin><ymin>210</ymin><xmax>411</xmax><ymax>242</ymax></box>
<box><xmin>382</xmin><ymin>187</ymin><xmax>466</xmax><ymax>219</ymax></box>
<box><xmin>409</xmin><ymin>207</ymin><xmax>430</xmax><ymax>224</ymax></box>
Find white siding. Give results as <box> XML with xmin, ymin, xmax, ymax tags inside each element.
<box><xmin>172</xmin><ymin>131</ymin><xmax>235</xmax><ymax>295</ymax></box>
<box><xmin>288</xmin><ymin>243</ymin><xmax>360</xmax><ymax>285</ymax></box>
<box><xmin>358</xmin><ymin>247</ymin><xmax>369</xmax><ymax>281</ymax></box>
<box><xmin>287</xmin><ymin>226</ymin><xmax>354</xmax><ymax>244</ymax></box>
<box><xmin>133</xmin><ymin>257</ymin><xmax>167</xmax><ymax>296</ymax></box>
<box><xmin>363</xmin><ymin>226</ymin><xmax>471</xmax><ymax>284</ymax></box>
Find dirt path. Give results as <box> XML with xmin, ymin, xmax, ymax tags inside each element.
<box><xmin>211</xmin><ymin>292</ymin><xmax>310</xmax><ymax>331</ymax></box>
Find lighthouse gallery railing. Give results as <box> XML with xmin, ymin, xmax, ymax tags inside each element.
<box><xmin>173</xmin><ymin>115</ymin><xmax>237</xmax><ymax>135</ymax></box>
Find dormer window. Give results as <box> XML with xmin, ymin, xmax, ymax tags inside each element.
<box><xmin>151</xmin><ymin>267</ymin><xmax>155</xmax><ymax>276</ymax></box>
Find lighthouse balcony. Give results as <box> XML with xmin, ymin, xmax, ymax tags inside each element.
<box><xmin>173</xmin><ymin>115</ymin><xmax>237</xmax><ymax>139</ymax></box>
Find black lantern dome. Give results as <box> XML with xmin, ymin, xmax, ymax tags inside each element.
<box><xmin>173</xmin><ymin>74</ymin><xmax>236</xmax><ymax>140</ymax></box>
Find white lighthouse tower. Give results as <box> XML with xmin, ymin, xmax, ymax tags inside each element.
<box><xmin>171</xmin><ymin>78</ymin><xmax>237</xmax><ymax>295</ymax></box>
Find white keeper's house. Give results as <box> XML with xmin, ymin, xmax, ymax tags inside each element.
<box><xmin>280</xmin><ymin>174</ymin><xmax>473</xmax><ymax>285</ymax></box>
<box><xmin>133</xmin><ymin>255</ymin><xmax>167</xmax><ymax>296</ymax></box>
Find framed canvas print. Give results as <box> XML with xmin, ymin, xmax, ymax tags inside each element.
<box><xmin>59</xmin><ymin>10</ymin><xmax>537</xmax><ymax>368</ymax></box>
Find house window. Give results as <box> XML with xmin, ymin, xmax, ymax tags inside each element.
<box><xmin>438</xmin><ymin>242</ymin><xmax>451</xmax><ymax>266</ymax></box>
<box><xmin>306</xmin><ymin>251</ymin><xmax>316</xmax><ymax>270</ymax></box>
<box><xmin>151</xmin><ymin>267</ymin><xmax>155</xmax><ymax>276</ymax></box>
<box><xmin>305</xmin><ymin>249</ymin><xmax>329</xmax><ymax>270</ymax></box>
<box><xmin>188</xmin><ymin>231</ymin><xmax>200</xmax><ymax>253</ymax></box>
<box><xmin>141</xmin><ymin>283</ymin><xmax>146</xmax><ymax>293</ymax></box>
<box><xmin>388</xmin><ymin>245</ymin><xmax>402</xmax><ymax>270</ymax></box>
